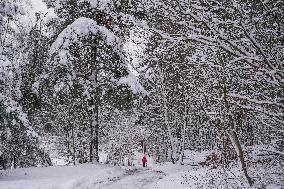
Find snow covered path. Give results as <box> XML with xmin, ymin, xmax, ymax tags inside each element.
<box><xmin>97</xmin><ymin>168</ymin><xmax>165</xmax><ymax>189</ymax></box>
<box><xmin>2</xmin><ymin>151</ymin><xmax>283</xmax><ymax>189</ymax></box>
<box><xmin>0</xmin><ymin>164</ymin><xmax>166</xmax><ymax>189</ymax></box>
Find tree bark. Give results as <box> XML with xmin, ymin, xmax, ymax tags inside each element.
<box><xmin>221</xmin><ymin>78</ymin><xmax>253</xmax><ymax>186</ymax></box>
<box><xmin>227</xmin><ymin>129</ymin><xmax>253</xmax><ymax>186</ymax></box>
<box><xmin>71</xmin><ymin>123</ymin><xmax>76</xmax><ymax>165</ymax></box>
<box><xmin>89</xmin><ymin>39</ymin><xmax>100</xmax><ymax>163</ymax></box>
<box><xmin>90</xmin><ymin>107</ymin><xmax>99</xmax><ymax>163</ymax></box>
<box><xmin>94</xmin><ymin>106</ymin><xmax>99</xmax><ymax>162</ymax></box>
<box><xmin>178</xmin><ymin>114</ymin><xmax>186</xmax><ymax>165</ymax></box>
<box><xmin>89</xmin><ymin>116</ymin><xmax>94</xmax><ymax>162</ymax></box>
<box><xmin>220</xmin><ymin>56</ymin><xmax>253</xmax><ymax>186</ymax></box>
<box><xmin>159</xmin><ymin>66</ymin><xmax>177</xmax><ymax>164</ymax></box>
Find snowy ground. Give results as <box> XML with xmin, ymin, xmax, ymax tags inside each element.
<box><xmin>151</xmin><ymin>150</ymin><xmax>284</xmax><ymax>189</ymax></box>
<box><xmin>0</xmin><ymin>150</ymin><xmax>283</xmax><ymax>189</ymax></box>
<box><xmin>0</xmin><ymin>163</ymin><xmax>166</xmax><ymax>189</ymax></box>
<box><xmin>0</xmin><ymin>164</ymin><xmax>124</xmax><ymax>189</ymax></box>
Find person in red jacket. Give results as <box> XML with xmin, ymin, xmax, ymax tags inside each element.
<box><xmin>142</xmin><ymin>155</ymin><xmax>147</xmax><ymax>167</ymax></box>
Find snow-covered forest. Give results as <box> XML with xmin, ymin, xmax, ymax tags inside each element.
<box><xmin>0</xmin><ymin>0</ymin><xmax>283</xmax><ymax>188</ymax></box>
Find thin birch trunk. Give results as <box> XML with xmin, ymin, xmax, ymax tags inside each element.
<box><xmin>220</xmin><ymin>65</ymin><xmax>253</xmax><ymax>186</ymax></box>
<box><xmin>159</xmin><ymin>67</ymin><xmax>177</xmax><ymax>164</ymax></box>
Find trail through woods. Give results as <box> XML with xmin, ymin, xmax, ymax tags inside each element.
<box><xmin>0</xmin><ymin>151</ymin><xmax>283</xmax><ymax>189</ymax></box>
<box><xmin>0</xmin><ymin>164</ymin><xmax>167</xmax><ymax>189</ymax></box>
<box><xmin>95</xmin><ymin>168</ymin><xmax>166</xmax><ymax>189</ymax></box>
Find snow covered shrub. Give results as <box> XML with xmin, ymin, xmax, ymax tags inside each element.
<box><xmin>198</xmin><ymin>152</ymin><xmax>221</xmax><ymax>169</ymax></box>
<box><xmin>181</xmin><ymin>144</ymin><xmax>284</xmax><ymax>189</ymax></box>
<box><xmin>0</xmin><ymin>102</ymin><xmax>52</xmax><ymax>169</ymax></box>
<box><xmin>181</xmin><ymin>167</ymin><xmax>248</xmax><ymax>189</ymax></box>
<box><xmin>0</xmin><ymin>0</ymin><xmax>52</xmax><ymax>170</ymax></box>
<box><xmin>246</xmin><ymin>144</ymin><xmax>284</xmax><ymax>188</ymax></box>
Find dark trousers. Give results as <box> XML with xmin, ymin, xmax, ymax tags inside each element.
<box><xmin>143</xmin><ymin>162</ymin><xmax>146</xmax><ymax>167</ymax></box>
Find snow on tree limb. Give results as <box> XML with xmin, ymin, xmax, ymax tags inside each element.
<box><xmin>118</xmin><ymin>72</ymin><xmax>148</xmax><ymax>95</ymax></box>
<box><xmin>48</xmin><ymin>16</ymin><xmax>147</xmax><ymax>95</ymax></box>
<box><xmin>50</xmin><ymin>17</ymin><xmax>122</xmax><ymax>58</ymax></box>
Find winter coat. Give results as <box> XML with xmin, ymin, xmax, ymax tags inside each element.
<box><xmin>142</xmin><ymin>156</ymin><xmax>147</xmax><ymax>163</ymax></box>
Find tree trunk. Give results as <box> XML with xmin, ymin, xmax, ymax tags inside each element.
<box><xmin>90</xmin><ymin>107</ymin><xmax>99</xmax><ymax>163</ymax></box>
<box><xmin>221</xmin><ymin>81</ymin><xmax>253</xmax><ymax>186</ymax></box>
<box><xmin>94</xmin><ymin>107</ymin><xmax>99</xmax><ymax>162</ymax></box>
<box><xmin>65</xmin><ymin>127</ymin><xmax>72</xmax><ymax>165</ymax></box>
<box><xmin>159</xmin><ymin>66</ymin><xmax>177</xmax><ymax>164</ymax></box>
<box><xmin>220</xmin><ymin>59</ymin><xmax>253</xmax><ymax>186</ymax></box>
<box><xmin>227</xmin><ymin>130</ymin><xmax>253</xmax><ymax>186</ymax></box>
<box><xmin>89</xmin><ymin>40</ymin><xmax>99</xmax><ymax>163</ymax></box>
<box><xmin>71</xmin><ymin>124</ymin><xmax>76</xmax><ymax>165</ymax></box>
<box><xmin>89</xmin><ymin>116</ymin><xmax>93</xmax><ymax>162</ymax></box>
<box><xmin>178</xmin><ymin>114</ymin><xmax>186</xmax><ymax>165</ymax></box>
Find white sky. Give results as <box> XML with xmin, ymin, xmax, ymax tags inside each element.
<box><xmin>30</xmin><ymin>0</ymin><xmax>50</xmax><ymax>13</ymax></box>
<box><xmin>27</xmin><ymin>0</ymin><xmax>55</xmax><ymax>22</ymax></box>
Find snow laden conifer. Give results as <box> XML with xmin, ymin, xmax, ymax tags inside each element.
<box><xmin>37</xmin><ymin>1</ymin><xmax>137</xmax><ymax>163</ymax></box>
<box><xmin>0</xmin><ymin>0</ymin><xmax>51</xmax><ymax>169</ymax></box>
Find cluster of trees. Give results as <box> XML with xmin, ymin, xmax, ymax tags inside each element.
<box><xmin>135</xmin><ymin>0</ymin><xmax>283</xmax><ymax>185</ymax></box>
<box><xmin>0</xmin><ymin>0</ymin><xmax>283</xmax><ymax>186</ymax></box>
<box><xmin>1</xmin><ymin>0</ymin><xmax>142</xmax><ymax>167</ymax></box>
<box><xmin>0</xmin><ymin>0</ymin><xmax>52</xmax><ymax>169</ymax></box>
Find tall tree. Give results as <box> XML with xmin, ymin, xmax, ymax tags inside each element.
<box><xmin>37</xmin><ymin>1</ymin><xmax>137</xmax><ymax>162</ymax></box>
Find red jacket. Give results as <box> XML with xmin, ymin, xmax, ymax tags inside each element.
<box><xmin>142</xmin><ymin>156</ymin><xmax>147</xmax><ymax>163</ymax></box>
